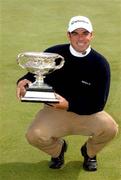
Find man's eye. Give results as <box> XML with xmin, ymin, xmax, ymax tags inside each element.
<box><xmin>83</xmin><ymin>31</ymin><xmax>89</xmax><ymax>35</ymax></box>
<box><xmin>71</xmin><ymin>32</ymin><xmax>78</xmax><ymax>35</ymax></box>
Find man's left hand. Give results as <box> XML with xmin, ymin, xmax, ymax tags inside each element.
<box><xmin>47</xmin><ymin>93</ymin><xmax>69</xmax><ymax>110</ymax></box>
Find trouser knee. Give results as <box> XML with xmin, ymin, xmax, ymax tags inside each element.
<box><xmin>25</xmin><ymin>128</ymin><xmax>47</xmax><ymax>146</ymax></box>
<box><xmin>104</xmin><ymin>121</ymin><xmax>118</xmax><ymax>141</ymax></box>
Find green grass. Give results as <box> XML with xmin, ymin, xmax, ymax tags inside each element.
<box><xmin>0</xmin><ymin>0</ymin><xmax>121</xmax><ymax>179</ymax></box>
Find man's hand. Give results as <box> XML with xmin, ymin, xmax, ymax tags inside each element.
<box><xmin>16</xmin><ymin>79</ymin><xmax>31</xmax><ymax>100</ymax></box>
<box><xmin>47</xmin><ymin>93</ymin><xmax>69</xmax><ymax>110</ymax></box>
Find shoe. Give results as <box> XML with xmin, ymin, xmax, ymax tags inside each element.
<box><xmin>49</xmin><ymin>140</ymin><xmax>67</xmax><ymax>169</ymax></box>
<box><xmin>81</xmin><ymin>143</ymin><xmax>97</xmax><ymax>171</ymax></box>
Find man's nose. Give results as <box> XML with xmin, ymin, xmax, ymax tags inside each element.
<box><xmin>78</xmin><ymin>35</ymin><xmax>84</xmax><ymax>40</ymax></box>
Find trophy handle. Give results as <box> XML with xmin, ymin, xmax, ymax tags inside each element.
<box><xmin>54</xmin><ymin>55</ymin><xmax>65</xmax><ymax>70</ymax></box>
<box><xmin>16</xmin><ymin>53</ymin><xmax>26</xmax><ymax>69</ymax></box>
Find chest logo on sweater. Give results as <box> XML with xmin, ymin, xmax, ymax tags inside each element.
<box><xmin>81</xmin><ymin>80</ymin><xmax>91</xmax><ymax>86</ymax></box>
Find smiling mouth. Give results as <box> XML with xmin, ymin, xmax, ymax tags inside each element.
<box><xmin>77</xmin><ymin>42</ymin><xmax>85</xmax><ymax>46</ymax></box>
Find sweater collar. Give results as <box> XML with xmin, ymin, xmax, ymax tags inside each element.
<box><xmin>69</xmin><ymin>45</ymin><xmax>91</xmax><ymax>57</ymax></box>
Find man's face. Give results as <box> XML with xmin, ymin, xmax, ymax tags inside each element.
<box><xmin>67</xmin><ymin>28</ymin><xmax>93</xmax><ymax>53</ymax></box>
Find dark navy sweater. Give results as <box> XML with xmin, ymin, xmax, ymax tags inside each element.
<box><xmin>18</xmin><ymin>44</ymin><xmax>110</xmax><ymax>115</ymax></box>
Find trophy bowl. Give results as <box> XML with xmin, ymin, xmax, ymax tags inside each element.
<box><xmin>17</xmin><ymin>52</ymin><xmax>65</xmax><ymax>103</ymax></box>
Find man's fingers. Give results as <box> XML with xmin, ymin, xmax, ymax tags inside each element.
<box><xmin>16</xmin><ymin>79</ymin><xmax>31</xmax><ymax>100</ymax></box>
<box><xmin>16</xmin><ymin>87</ymin><xmax>26</xmax><ymax>100</ymax></box>
<box><xmin>16</xmin><ymin>87</ymin><xmax>21</xmax><ymax>100</ymax></box>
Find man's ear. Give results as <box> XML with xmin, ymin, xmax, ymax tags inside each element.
<box><xmin>67</xmin><ymin>32</ymin><xmax>71</xmax><ymax>40</ymax></box>
<box><xmin>90</xmin><ymin>32</ymin><xmax>94</xmax><ymax>40</ymax></box>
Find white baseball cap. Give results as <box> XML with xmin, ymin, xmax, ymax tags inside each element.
<box><xmin>68</xmin><ymin>16</ymin><xmax>93</xmax><ymax>33</ymax></box>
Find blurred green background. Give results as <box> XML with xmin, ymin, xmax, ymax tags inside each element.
<box><xmin>0</xmin><ymin>0</ymin><xmax>121</xmax><ymax>180</ymax></box>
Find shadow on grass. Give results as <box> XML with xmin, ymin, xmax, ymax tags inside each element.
<box><xmin>0</xmin><ymin>160</ymin><xmax>83</xmax><ymax>180</ymax></box>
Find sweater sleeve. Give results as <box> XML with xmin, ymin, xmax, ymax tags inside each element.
<box><xmin>17</xmin><ymin>72</ymin><xmax>36</xmax><ymax>84</ymax></box>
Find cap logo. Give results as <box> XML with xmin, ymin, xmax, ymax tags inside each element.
<box><xmin>71</xmin><ymin>20</ymin><xmax>89</xmax><ymax>25</ymax></box>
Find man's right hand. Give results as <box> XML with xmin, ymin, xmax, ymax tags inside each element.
<box><xmin>16</xmin><ymin>79</ymin><xmax>31</xmax><ymax>100</ymax></box>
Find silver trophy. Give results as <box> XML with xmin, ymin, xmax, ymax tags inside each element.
<box><xmin>17</xmin><ymin>52</ymin><xmax>65</xmax><ymax>103</ymax></box>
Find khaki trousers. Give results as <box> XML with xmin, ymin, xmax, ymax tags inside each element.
<box><xmin>26</xmin><ymin>105</ymin><xmax>118</xmax><ymax>158</ymax></box>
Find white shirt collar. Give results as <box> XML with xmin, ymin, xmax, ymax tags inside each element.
<box><xmin>69</xmin><ymin>45</ymin><xmax>91</xmax><ymax>57</ymax></box>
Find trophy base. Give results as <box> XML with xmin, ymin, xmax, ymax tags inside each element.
<box><xmin>21</xmin><ymin>88</ymin><xmax>59</xmax><ymax>103</ymax></box>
